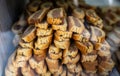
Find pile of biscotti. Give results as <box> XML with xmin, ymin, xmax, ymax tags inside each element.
<box><xmin>5</xmin><ymin>0</ymin><xmax>115</xmax><ymax>76</ymax></box>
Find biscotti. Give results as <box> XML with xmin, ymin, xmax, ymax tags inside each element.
<box><xmin>48</xmin><ymin>44</ymin><xmax>62</xmax><ymax>60</ymax></box>
<box><xmin>68</xmin><ymin>16</ymin><xmax>85</xmax><ymax>34</ymax></box>
<box><xmin>73</xmin><ymin>29</ymin><xmax>90</xmax><ymax>42</ymax></box>
<box><xmin>22</xmin><ymin>25</ymin><xmax>36</xmax><ymax>42</ymax></box>
<box><xmin>72</xmin><ymin>8</ymin><xmax>85</xmax><ymax>22</ymax></box>
<box><xmin>35</xmin><ymin>21</ymin><xmax>49</xmax><ymax>29</ymax></box>
<box><xmin>86</xmin><ymin>9</ymin><xmax>103</xmax><ymax>28</ymax></box>
<box><xmin>28</xmin><ymin>8</ymin><xmax>48</xmax><ymax>24</ymax></box>
<box><xmin>75</xmin><ymin>41</ymin><xmax>93</xmax><ymax>55</ymax></box>
<box><xmin>52</xmin><ymin>18</ymin><xmax>67</xmax><ymax>31</ymax></box>
<box><xmin>19</xmin><ymin>40</ymin><xmax>33</xmax><ymax>48</ymax></box>
<box><xmin>47</xmin><ymin>8</ymin><xmax>65</xmax><ymax>25</ymax></box>
<box><xmin>27</xmin><ymin>0</ymin><xmax>41</xmax><ymax>13</ymax></box>
<box><xmin>82</xmin><ymin>61</ymin><xmax>98</xmax><ymax>73</ymax></box>
<box><xmin>90</xmin><ymin>26</ymin><xmax>105</xmax><ymax>43</ymax></box>
<box><xmin>36</xmin><ymin>28</ymin><xmax>53</xmax><ymax>37</ymax></box>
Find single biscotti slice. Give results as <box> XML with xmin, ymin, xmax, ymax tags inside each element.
<box><xmin>73</xmin><ymin>29</ymin><xmax>90</xmax><ymax>42</ymax></box>
<box><xmin>63</xmin><ymin>43</ymin><xmax>78</xmax><ymax>58</ymax></box>
<box><xmin>19</xmin><ymin>40</ymin><xmax>33</xmax><ymax>48</ymax></box>
<box><xmin>37</xmin><ymin>35</ymin><xmax>53</xmax><ymax>44</ymax></box>
<box><xmin>48</xmin><ymin>44</ymin><xmax>62</xmax><ymax>60</ymax></box>
<box><xmin>35</xmin><ymin>21</ymin><xmax>49</xmax><ymax>29</ymax></box>
<box><xmin>75</xmin><ymin>41</ymin><xmax>93</xmax><ymax>55</ymax></box>
<box><xmin>72</xmin><ymin>8</ymin><xmax>85</xmax><ymax>20</ymax></box>
<box><xmin>16</xmin><ymin>47</ymin><xmax>32</xmax><ymax>57</ymax></box>
<box><xmin>27</xmin><ymin>0</ymin><xmax>41</xmax><ymax>12</ymax></box>
<box><xmin>47</xmin><ymin>8</ymin><xmax>65</xmax><ymax>25</ymax></box>
<box><xmin>52</xmin><ymin>18</ymin><xmax>67</xmax><ymax>31</ymax></box>
<box><xmin>90</xmin><ymin>26</ymin><xmax>105</xmax><ymax>43</ymax></box>
<box><xmin>54</xmin><ymin>39</ymin><xmax>70</xmax><ymax>49</ymax></box>
<box><xmin>36</xmin><ymin>28</ymin><xmax>53</xmax><ymax>37</ymax></box>
<box><xmin>68</xmin><ymin>16</ymin><xmax>85</xmax><ymax>34</ymax></box>
<box><xmin>28</xmin><ymin>8</ymin><xmax>48</xmax><ymax>24</ymax></box>
<box><xmin>22</xmin><ymin>25</ymin><xmax>36</xmax><ymax>42</ymax></box>
<box><xmin>55</xmin><ymin>30</ymin><xmax>72</xmax><ymax>39</ymax></box>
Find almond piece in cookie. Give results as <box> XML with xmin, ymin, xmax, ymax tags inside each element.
<box><xmin>47</xmin><ymin>8</ymin><xmax>65</xmax><ymax>25</ymax></box>
<box><xmin>68</xmin><ymin>16</ymin><xmax>85</xmax><ymax>34</ymax></box>
<box><xmin>22</xmin><ymin>25</ymin><xmax>36</xmax><ymax>42</ymax></box>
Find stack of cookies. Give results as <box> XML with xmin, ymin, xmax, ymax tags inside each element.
<box><xmin>6</xmin><ymin>0</ymin><xmax>115</xmax><ymax>76</ymax></box>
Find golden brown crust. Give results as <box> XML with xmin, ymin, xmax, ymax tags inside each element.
<box><xmin>22</xmin><ymin>25</ymin><xmax>36</xmax><ymax>42</ymax></box>
<box><xmin>35</xmin><ymin>41</ymin><xmax>51</xmax><ymax>50</ymax></box>
<box><xmin>36</xmin><ymin>28</ymin><xmax>53</xmax><ymax>37</ymax></box>
<box><xmin>28</xmin><ymin>8</ymin><xmax>48</xmax><ymax>24</ymax></box>
<box><xmin>16</xmin><ymin>47</ymin><xmax>32</xmax><ymax>57</ymax></box>
<box><xmin>73</xmin><ymin>29</ymin><xmax>90</xmax><ymax>42</ymax></box>
<box><xmin>68</xmin><ymin>16</ymin><xmax>85</xmax><ymax>34</ymax></box>
<box><xmin>37</xmin><ymin>35</ymin><xmax>53</xmax><ymax>44</ymax></box>
<box><xmin>86</xmin><ymin>9</ymin><xmax>99</xmax><ymax>23</ymax></box>
<box><xmin>35</xmin><ymin>21</ymin><xmax>49</xmax><ymax>29</ymax></box>
<box><xmin>55</xmin><ymin>30</ymin><xmax>72</xmax><ymax>39</ymax></box>
<box><xmin>47</xmin><ymin>8</ymin><xmax>65</xmax><ymax>25</ymax></box>
<box><xmin>52</xmin><ymin>18</ymin><xmax>67</xmax><ymax>31</ymax></box>
<box><xmin>19</xmin><ymin>40</ymin><xmax>33</xmax><ymax>48</ymax></box>
<box><xmin>48</xmin><ymin>45</ymin><xmax>62</xmax><ymax>59</ymax></box>
<box><xmin>54</xmin><ymin>39</ymin><xmax>70</xmax><ymax>49</ymax></box>
<box><xmin>75</xmin><ymin>41</ymin><xmax>93</xmax><ymax>55</ymax></box>
<box><xmin>33</xmin><ymin>48</ymin><xmax>47</xmax><ymax>55</ymax></box>
<box><xmin>54</xmin><ymin>33</ymin><xmax>70</xmax><ymax>41</ymax></box>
